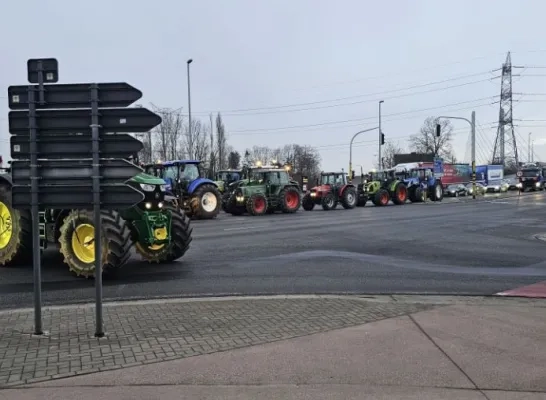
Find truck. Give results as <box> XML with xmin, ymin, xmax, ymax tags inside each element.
<box><xmin>476</xmin><ymin>165</ymin><xmax>504</xmax><ymax>192</ymax></box>
<box><xmin>516</xmin><ymin>163</ymin><xmax>545</xmax><ymax>191</ymax></box>
<box><xmin>441</xmin><ymin>163</ymin><xmax>471</xmax><ymax>188</ymax></box>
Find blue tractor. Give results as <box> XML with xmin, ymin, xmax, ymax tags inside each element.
<box><xmin>399</xmin><ymin>166</ymin><xmax>444</xmax><ymax>203</ymax></box>
<box><xmin>160</xmin><ymin>160</ymin><xmax>222</xmax><ymax>219</ymax></box>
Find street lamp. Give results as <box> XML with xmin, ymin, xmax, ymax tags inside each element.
<box><xmin>378</xmin><ymin>100</ymin><xmax>384</xmax><ymax>171</ymax></box>
<box><xmin>529</xmin><ymin>132</ymin><xmax>532</xmax><ymax>163</ymax></box>
<box><xmin>187</xmin><ymin>59</ymin><xmax>193</xmax><ymax>141</ymax></box>
<box><xmin>349</xmin><ymin>126</ymin><xmax>379</xmax><ymax>182</ymax></box>
<box><xmin>436</xmin><ymin>111</ymin><xmax>476</xmax><ymax>198</ymax></box>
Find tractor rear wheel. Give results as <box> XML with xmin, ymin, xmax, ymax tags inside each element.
<box><xmin>59</xmin><ymin>210</ymin><xmax>132</xmax><ymax>278</ymax></box>
<box><xmin>430</xmin><ymin>182</ymin><xmax>444</xmax><ymax>202</ymax></box>
<box><xmin>392</xmin><ymin>183</ymin><xmax>408</xmax><ymax>205</ymax></box>
<box><xmin>190</xmin><ymin>184</ymin><xmax>221</xmax><ymax>220</ymax></box>
<box><xmin>246</xmin><ymin>193</ymin><xmax>268</xmax><ymax>216</ymax></box>
<box><xmin>374</xmin><ymin>188</ymin><xmax>390</xmax><ymax>206</ymax></box>
<box><xmin>302</xmin><ymin>193</ymin><xmax>315</xmax><ymax>211</ymax></box>
<box><xmin>340</xmin><ymin>187</ymin><xmax>357</xmax><ymax>209</ymax></box>
<box><xmin>0</xmin><ymin>184</ymin><xmax>32</xmax><ymax>266</ymax></box>
<box><xmin>321</xmin><ymin>192</ymin><xmax>336</xmax><ymax>210</ymax></box>
<box><xmin>280</xmin><ymin>187</ymin><xmax>301</xmax><ymax>213</ymax></box>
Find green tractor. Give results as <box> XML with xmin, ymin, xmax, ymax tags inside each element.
<box><xmin>0</xmin><ymin>167</ymin><xmax>193</xmax><ymax>278</ymax></box>
<box><xmin>225</xmin><ymin>167</ymin><xmax>301</xmax><ymax>216</ymax></box>
<box><xmin>357</xmin><ymin>169</ymin><xmax>408</xmax><ymax>207</ymax></box>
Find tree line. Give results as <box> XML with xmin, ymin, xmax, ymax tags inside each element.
<box><xmin>137</xmin><ymin>106</ymin><xmax>322</xmax><ymax>180</ymax></box>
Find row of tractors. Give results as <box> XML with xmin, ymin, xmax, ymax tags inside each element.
<box><xmin>0</xmin><ymin>158</ymin><xmax>443</xmax><ymax>279</ymax></box>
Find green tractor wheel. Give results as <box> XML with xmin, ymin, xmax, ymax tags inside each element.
<box><xmin>135</xmin><ymin>204</ymin><xmax>192</xmax><ymax>263</ymax></box>
<box><xmin>373</xmin><ymin>188</ymin><xmax>390</xmax><ymax>206</ymax></box>
<box><xmin>58</xmin><ymin>209</ymin><xmax>132</xmax><ymax>278</ymax></box>
<box><xmin>0</xmin><ymin>184</ymin><xmax>32</xmax><ymax>266</ymax></box>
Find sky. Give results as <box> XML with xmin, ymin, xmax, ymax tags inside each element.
<box><xmin>2</xmin><ymin>0</ymin><xmax>546</xmax><ymax>171</ymax></box>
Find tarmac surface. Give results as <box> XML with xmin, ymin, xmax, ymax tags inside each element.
<box><xmin>1</xmin><ymin>191</ymin><xmax>546</xmax><ymax>310</ymax></box>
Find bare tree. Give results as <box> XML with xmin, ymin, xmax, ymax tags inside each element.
<box><xmin>408</xmin><ymin>117</ymin><xmax>455</xmax><ymax>160</ymax></box>
<box><xmin>150</xmin><ymin>105</ymin><xmax>185</xmax><ymax>161</ymax></box>
<box><xmin>215</xmin><ymin>113</ymin><xmax>227</xmax><ymax>169</ymax></box>
<box><xmin>382</xmin><ymin>141</ymin><xmax>405</xmax><ymax>169</ymax></box>
<box><xmin>208</xmin><ymin>113</ymin><xmax>216</xmax><ymax>178</ymax></box>
<box><xmin>193</xmin><ymin>121</ymin><xmax>210</xmax><ymax>164</ymax></box>
<box><xmin>227</xmin><ymin>151</ymin><xmax>241</xmax><ymax>169</ymax></box>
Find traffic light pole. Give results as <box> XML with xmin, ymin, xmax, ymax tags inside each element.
<box><xmin>349</xmin><ymin>126</ymin><xmax>379</xmax><ymax>182</ymax></box>
<box><xmin>436</xmin><ymin>111</ymin><xmax>476</xmax><ymax>199</ymax></box>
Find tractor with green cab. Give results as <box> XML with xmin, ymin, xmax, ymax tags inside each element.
<box><xmin>0</xmin><ymin>164</ymin><xmax>193</xmax><ymax>278</ymax></box>
<box><xmin>224</xmin><ymin>166</ymin><xmax>301</xmax><ymax>216</ymax></box>
<box><xmin>357</xmin><ymin>169</ymin><xmax>408</xmax><ymax>207</ymax></box>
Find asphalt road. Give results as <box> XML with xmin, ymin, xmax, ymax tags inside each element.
<box><xmin>1</xmin><ymin>190</ymin><xmax>546</xmax><ymax>310</ymax></box>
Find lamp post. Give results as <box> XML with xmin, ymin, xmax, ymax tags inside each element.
<box><xmin>349</xmin><ymin>126</ymin><xmax>379</xmax><ymax>181</ymax></box>
<box><xmin>528</xmin><ymin>132</ymin><xmax>532</xmax><ymax>163</ymax></box>
<box><xmin>378</xmin><ymin>100</ymin><xmax>384</xmax><ymax>171</ymax></box>
<box><xmin>187</xmin><ymin>59</ymin><xmax>193</xmax><ymax>142</ymax></box>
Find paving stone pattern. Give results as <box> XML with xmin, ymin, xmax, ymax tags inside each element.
<box><xmin>0</xmin><ymin>298</ymin><xmax>435</xmax><ymax>387</ymax></box>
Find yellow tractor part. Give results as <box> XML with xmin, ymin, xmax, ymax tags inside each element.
<box><xmin>71</xmin><ymin>223</ymin><xmax>96</xmax><ymax>264</ymax></box>
<box><xmin>0</xmin><ymin>201</ymin><xmax>13</xmax><ymax>250</ymax></box>
<box><xmin>135</xmin><ymin>226</ymin><xmax>168</xmax><ymax>261</ymax></box>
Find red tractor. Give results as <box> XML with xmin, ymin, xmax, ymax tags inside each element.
<box><xmin>302</xmin><ymin>171</ymin><xmax>357</xmax><ymax>211</ymax></box>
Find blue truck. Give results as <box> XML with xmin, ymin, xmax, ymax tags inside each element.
<box><xmin>475</xmin><ymin>165</ymin><xmax>504</xmax><ymax>192</ymax></box>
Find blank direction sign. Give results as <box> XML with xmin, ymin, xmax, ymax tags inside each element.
<box><xmin>11</xmin><ymin>158</ymin><xmax>144</xmax><ymax>186</ymax></box>
<box><xmin>8</xmin><ymin>107</ymin><xmax>162</xmax><ymax>135</ymax></box>
<box><xmin>7</xmin><ymin>82</ymin><xmax>143</xmax><ymax>110</ymax></box>
<box><xmin>10</xmin><ymin>133</ymin><xmax>144</xmax><ymax>159</ymax></box>
<box><xmin>12</xmin><ymin>184</ymin><xmax>144</xmax><ymax>209</ymax></box>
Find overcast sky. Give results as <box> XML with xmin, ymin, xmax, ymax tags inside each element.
<box><xmin>2</xmin><ymin>0</ymin><xmax>546</xmax><ymax>171</ymax></box>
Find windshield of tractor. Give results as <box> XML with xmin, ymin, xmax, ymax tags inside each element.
<box><xmin>521</xmin><ymin>169</ymin><xmax>540</xmax><ymax>177</ymax></box>
<box><xmin>320</xmin><ymin>174</ymin><xmax>345</xmax><ymax>185</ymax></box>
<box><xmin>163</xmin><ymin>166</ymin><xmax>178</xmax><ymax>181</ymax></box>
<box><xmin>217</xmin><ymin>171</ymin><xmax>240</xmax><ymax>182</ymax></box>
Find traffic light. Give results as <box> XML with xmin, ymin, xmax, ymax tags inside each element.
<box><xmin>351</xmin><ymin>170</ymin><xmax>355</xmax><ymax>179</ymax></box>
<box><xmin>381</xmin><ymin>133</ymin><xmax>385</xmax><ymax>145</ymax></box>
<box><xmin>436</xmin><ymin>124</ymin><xmax>441</xmax><ymax>137</ymax></box>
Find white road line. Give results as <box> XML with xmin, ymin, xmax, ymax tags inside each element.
<box><xmin>223</xmin><ymin>224</ymin><xmax>270</xmax><ymax>231</ymax></box>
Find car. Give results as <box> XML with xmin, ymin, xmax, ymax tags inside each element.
<box><xmin>466</xmin><ymin>182</ymin><xmax>486</xmax><ymax>196</ymax></box>
<box><xmin>445</xmin><ymin>184</ymin><xmax>468</xmax><ymax>197</ymax></box>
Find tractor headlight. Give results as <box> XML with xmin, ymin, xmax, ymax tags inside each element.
<box><xmin>310</xmin><ymin>192</ymin><xmax>316</xmax><ymax>197</ymax></box>
<box><xmin>159</xmin><ymin>184</ymin><xmax>167</xmax><ymax>192</ymax></box>
<box><xmin>235</xmin><ymin>190</ymin><xmax>244</xmax><ymax>202</ymax></box>
<box><xmin>536</xmin><ymin>182</ymin><xmax>541</xmax><ymax>187</ymax></box>
<box><xmin>140</xmin><ymin>184</ymin><xmax>156</xmax><ymax>192</ymax></box>
<box><xmin>145</xmin><ymin>202</ymin><xmax>152</xmax><ymax>209</ymax></box>
<box><xmin>158</xmin><ymin>202</ymin><xmax>163</xmax><ymax>208</ymax></box>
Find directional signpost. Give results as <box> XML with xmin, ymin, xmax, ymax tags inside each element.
<box><xmin>7</xmin><ymin>58</ymin><xmax>162</xmax><ymax>337</ymax></box>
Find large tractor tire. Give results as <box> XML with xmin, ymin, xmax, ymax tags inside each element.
<box><xmin>373</xmin><ymin>188</ymin><xmax>390</xmax><ymax>206</ymax></box>
<box><xmin>221</xmin><ymin>192</ymin><xmax>231</xmax><ymax>213</ymax></box>
<box><xmin>0</xmin><ymin>184</ymin><xmax>32</xmax><ymax>266</ymax></box>
<box><xmin>430</xmin><ymin>182</ymin><xmax>444</xmax><ymax>202</ymax></box>
<box><xmin>302</xmin><ymin>193</ymin><xmax>315</xmax><ymax>211</ymax></box>
<box><xmin>280</xmin><ymin>187</ymin><xmax>301</xmax><ymax>213</ymax></box>
<box><xmin>246</xmin><ymin>193</ymin><xmax>268</xmax><ymax>216</ymax></box>
<box><xmin>58</xmin><ymin>209</ymin><xmax>132</xmax><ymax>278</ymax></box>
<box><xmin>321</xmin><ymin>192</ymin><xmax>337</xmax><ymax>210</ymax></box>
<box><xmin>340</xmin><ymin>187</ymin><xmax>357</xmax><ymax>209</ymax></box>
<box><xmin>391</xmin><ymin>183</ymin><xmax>408</xmax><ymax>205</ymax></box>
<box><xmin>408</xmin><ymin>186</ymin><xmax>423</xmax><ymax>203</ymax></box>
<box><xmin>190</xmin><ymin>184</ymin><xmax>221</xmax><ymax>220</ymax></box>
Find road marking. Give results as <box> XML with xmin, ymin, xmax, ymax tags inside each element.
<box><xmin>496</xmin><ymin>281</ymin><xmax>546</xmax><ymax>298</ymax></box>
<box><xmin>224</xmin><ymin>224</ymin><xmax>269</xmax><ymax>231</ymax></box>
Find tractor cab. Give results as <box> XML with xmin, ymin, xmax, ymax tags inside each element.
<box><xmin>162</xmin><ymin>160</ymin><xmax>202</xmax><ymax>194</ymax></box>
<box><xmin>144</xmin><ymin>162</ymin><xmax>165</xmax><ymax>179</ymax></box>
<box><xmin>319</xmin><ymin>172</ymin><xmax>347</xmax><ymax>187</ymax></box>
<box><xmin>369</xmin><ymin>169</ymin><xmax>397</xmax><ymax>187</ymax></box>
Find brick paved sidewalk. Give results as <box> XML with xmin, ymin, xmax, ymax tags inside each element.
<box><xmin>0</xmin><ymin>297</ymin><xmax>435</xmax><ymax>387</ymax></box>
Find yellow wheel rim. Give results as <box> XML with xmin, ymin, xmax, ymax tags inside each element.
<box><xmin>148</xmin><ymin>227</ymin><xmax>167</xmax><ymax>250</ymax></box>
<box><xmin>71</xmin><ymin>223</ymin><xmax>96</xmax><ymax>263</ymax></box>
<box><xmin>0</xmin><ymin>201</ymin><xmax>13</xmax><ymax>250</ymax></box>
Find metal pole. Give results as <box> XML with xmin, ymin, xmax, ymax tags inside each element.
<box><xmin>349</xmin><ymin>126</ymin><xmax>379</xmax><ymax>181</ymax></box>
<box><xmin>90</xmin><ymin>84</ymin><xmax>104</xmax><ymax>338</ymax></box>
<box><xmin>527</xmin><ymin>132</ymin><xmax>532</xmax><ymax>162</ymax></box>
<box><xmin>28</xmin><ymin>84</ymin><xmax>43</xmax><ymax>335</ymax></box>
<box><xmin>187</xmin><ymin>59</ymin><xmax>193</xmax><ymax>147</ymax></box>
<box><xmin>471</xmin><ymin>111</ymin><xmax>476</xmax><ymax>200</ymax></box>
<box><xmin>378</xmin><ymin>100</ymin><xmax>384</xmax><ymax>170</ymax></box>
